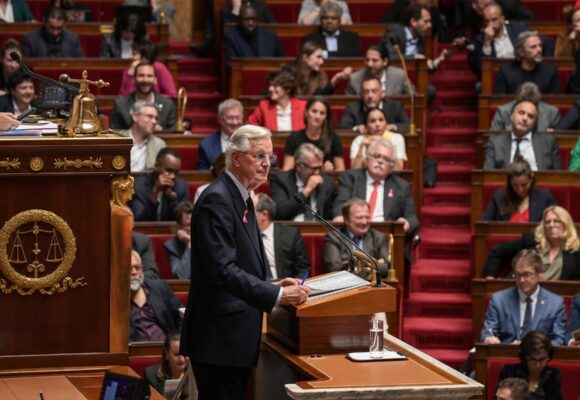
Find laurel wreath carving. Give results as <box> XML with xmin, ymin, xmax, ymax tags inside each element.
<box><xmin>54</xmin><ymin>157</ymin><xmax>103</xmax><ymax>170</ymax></box>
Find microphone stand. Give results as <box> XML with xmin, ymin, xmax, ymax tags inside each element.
<box><xmin>390</xmin><ymin>44</ymin><xmax>416</xmax><ymax>136</ymax></box>
<box><xmin>292</xmin><ymin>194</ymin><xmax>383</xmax><ymax>287</ymax></box>
<box><xmin>11</xmin><ymin>52</ymin><xmax>79</xmax><ymax>94</ymax></box>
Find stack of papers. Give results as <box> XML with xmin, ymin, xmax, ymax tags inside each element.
<box><xmin>0</xmin><ymin>121</ymin><xmax>59</xmax><ymax>136</ymax></box>
<box><xmin>305</xmin><ymin>271</ymin><xmax>371</xmax><ymax>301</ymax></box>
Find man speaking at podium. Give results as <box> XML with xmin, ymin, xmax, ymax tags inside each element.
<box><xmin>180</xmin><ymin>125</ymin><xmax>310</xmax><ymax>400</ymax></box>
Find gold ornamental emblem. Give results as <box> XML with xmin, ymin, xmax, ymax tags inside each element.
<box><xmin>30</xmin><ymin>157</ymin><xmax>44</xmax><ymax>172</ymax></box>
<box><xmin>0</xmin><ymin>209</ymin><xmax>86</xmax><ymax>295</ymax></box>
<box><xmin>112</xmin><ymin>155</ymin><xmax>127</xmax><ymax>170</ymax></box>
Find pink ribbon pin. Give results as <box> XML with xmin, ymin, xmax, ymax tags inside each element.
<box><xmin>243</xmin><ymin>209</ymin><xmax>248</xmax><ymax>224</ymax></box>
<box><xmin>387</xmin><ymin>189</ymin><xmax>394</xmax><ymax>198</ymax></box>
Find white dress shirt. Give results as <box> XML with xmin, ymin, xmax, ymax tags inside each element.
<box><xmin>517</xmin><ymin>285</ymin><xmax>540</xmax><ymax>330</ymax></box>
<box><xmin>510</xmin><ymin>132</ymin><xmax>538</xmax><ymax>171</ymax></box>
<box><xmin>276</xmin><ymin>103</ymin><xmax>292</xmax><ymax>132</ymax></box>
<box><xmin>261</xmin><ymin>223</ymin><xmax>277</xmax><ymax>279</ymax></box>
<box><xmin>130</xmin><ymin>138</ymin><xmax>149</xmax><ymax>172</ymax></box>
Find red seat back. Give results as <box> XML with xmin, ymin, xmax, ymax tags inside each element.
<box><xmin>150</xmin><ymin>235</ymin><xmax>173</xmax><ymax>279</ymax></box>
<box><xmin>129</xmin><ymin>356</ymin><xmax>161</xmax><ymax>378</ymax></box>
<box><xmin>301</xmin><ymin>234</ymin><xmax>327</xmax><ymax>276</ymax></box>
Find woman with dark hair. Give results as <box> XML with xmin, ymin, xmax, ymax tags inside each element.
<box><xmin>100</xmin><ymin>12</ymin><xmax>147</xmax><ymax>58</ymax></box>
<box><xmin>247</xmin><ymin>70</ymin><xmax>307</xmax><ymax>132</ymax></box>
<box><xmin>481</xmin><ymin>156</ymin><xmax>556</xmax><ymax>222</ymax></box>
<box><xmin>283</xmin><ymin>96</ymin><xmax>344</xmax><ymax>172</ymax></box>
<box><xmin>285</xmin><ymin>41</ymin><xmax>351</xmax><ymax>96</ymax></box>
<box><xmin>498</xmin><ymin>331</ymin><xmax>562</xmax><ymax>400</ymax></box>
<box><xmin>119</xmin><ymin>40</ymin><xmax>176</xmax><ymax>96</ymax></box>
<box><xmin>143</xmin><ymin>331</ymin><xmax>187</xmax><ymax>395</ymax></box>
<box><xmin>350</xmin><ymin>107</ymin><xmax>406</xmax><ymax>170</ymax></box>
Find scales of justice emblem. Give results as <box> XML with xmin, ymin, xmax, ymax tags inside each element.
<box><xmin>0</xmin><ymin>209</ymin><xmax>86</xmax><ymax>295</ymax></box>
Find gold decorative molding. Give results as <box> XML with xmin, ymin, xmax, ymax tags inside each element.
<box><xmin>0</xmin><ymin>209</ymin><xmax>85</xmax><ymax>295</ymax></box>
<box><xmin>30</xmin><ymin>157</ymin><xmax>44</xmax><ymax>172</ymax></box>
<box><xmin>54</xmin><ymin>157</ymin><xmax>103</xmax><ymax>170</ymax></box>
<box><xmin>0</xmin><ymin>158</ymin><xmax>20</xmax><ymax>170</ymax></box>
<box><xmin>111</xmin><ymin>155</ymin><xmax>127</xmax><ymax>171</ymax></box>
<box><xmin>111</xmin><ymin>175</ymin><xmax>135</xmax><ymax>209</ymax></box>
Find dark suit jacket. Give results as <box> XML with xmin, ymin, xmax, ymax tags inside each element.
<box><xmin>268</xmin><ymin>170</ymin><xmax>336</xmax><ymax>220</ymax></box>
<box><xmin>482</xmin><ymin>231</ymin><xmax>580</xmax><ymax>279</ymax></box>
<box><xmin>143</xmin><ymin>364</ymin><xmax>165</xmax><ymax>395</ymax></box>
<box><xmin>332</xmin><ymin>169</ymin><xmax>419</xmax><ymax>234</ymax></box>
<box><xmin>301</xmin><ymin>29</ymin><xmax>362</xmax><ymax>58</ymax></box>
<box><xmin>494</xmin><ymin>61</ymin><xmax>560</xmax><ymax>95</ymax></box>
<box><xmin>272</xmin><ymin>223</ymin><xmax>310</xmax><ymax>279</ymax></box>
<box><xmin>21</xmin><ymin>28</ymin><xmax>84</xmax><ymax>58</ymax></box>
<box><xmin>480</xmin><ymin>286</ymin><xmax>566</xmax><ymax>345</ymax></box>
<box><xmin>198</xmin><ymin>130</ymin><xmax>223</xmax><ymax>170</ymax></box>
<box><xmin>499</xmin><ymin>364</ymin><xmax>562</xmax><ymax>400</ymax></box>
<box><xmin>554</xmin><ymin>100</ymin><xmax>580</xmax><ymax>130</ymax></box>
<box><xmin>180</xmin><ymin>174</ymin><xmax>280</xmax><ymax>368</ymax></box>
<box><xmin>483</xmin><ymin>131</ymin><xmax>562</xmax><ymax>171</ymax></box>
<box><xmin>164</xmin><ymin>236</ymin><xmax>191</xmax><ymax>279</ymax></box>
<box><xmin>132</xmin><ymin>232</ymin><xmax>159</xmax><ymax>280</ymax></box>
<box><xmin>128</xmin><ymin>172</ymin><xmax>189</xmax><ymax>222</ymax></box>
<box><xmin>381</xmin><ymin>1</ymin><xmax>448</xmax><ymax>41</ymax></box>
<box><xmin>337</xmin><ymin>98</ymin><xmax>410</xmax><ymax>132</ymax></box>
<box><xmin>0</xmin><ymin>94</ymin><xmax>15</xmax><ymax>113</ymax></box>
<box><xmin>491</xmin><ymin>101</ymin><xmax>560</xmax><ymax>132</ymax></box>
<box><xmin>480</xmin><ymin>187</ymin><xmax>556</xmax><ymax>222</ymax></box>
<box><xmin>381</xmin><ymin>24</ymin><xmax>425</xmax><ymax>60</ymax></box>
<box><xmin>565</xmin><ymin>293</ymin><xmax>580</xmax><ymax>343</ymax></box>
<box><xmin>110</xmin><ymin>92</ymin><xmax>176</xmax><ymax>130</ymax></box>
<box><xmin>129</xmin><ymin>278</ymin><xmax>183</xmax><ymax>342</ymax></box>
<box><xmin>224</xmin><ymin>27</ymin><xmax>285</xmax><ymax>65</ymax></box>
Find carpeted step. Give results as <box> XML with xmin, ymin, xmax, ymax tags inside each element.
<box><xmin>423</xmin><ymin>186</ymin><xmax>471</xmax><ymax>206</ymax></box>
<box><xmin>420</xmin><ymin>205</ymin><xmax>470</xmax><ymax>227</ymax></box>
<box><xmin>426</xmin><ymin>147</ymin><xmax>476</xmax><ymax>164</ymax></box>
<box><xmin>417</xmin><ymin>227</ymin><xmax>471</xmax><ymax>259</ymax></box>
<box><xmin>430</xmin><ymin>111</ymin><xmax>477</xmax><ymax>128</ymax></box>
<box><xmin>169</xmin><ymin>42</ymin><xmax>194</xmax><ymax>57</ymax></box>
<box><xmin>403</xmin><ymin>317</ymin><xmax>473</xmax><ymax>349</ymax></box>
<box><xmin>431</xmin><ymin>74</ymin><xmax>477</xmax><ymax>92</ymax></box>
<box><xmin>179</xmin><ymin>75</ymin><xmax>220</xmax><ymax>92</ymax></box>
<box><xmin>177</xmin><ymin>58</ymin><xmax>219</xmax><ymax>75</ymax></box>
<box><xmin>421</xmin><ymin>348</ymin><xmax>470</xmax><ymax>371</ymax></box>
<box><xmin>405</xmin><ymin>293</ymin><xmax>472</xmax><ymax>318</ymax></box>
<box><xmin>436</xmin><ymin>91</ymin><xmax>477</xmax><ymax>108</ymax></box>
<box><xmin>410</xmin><ymin>259</ymin><xmax>472</xmax><ymax>293</ymax></box>
<box><xmin>436</xmin><ymin>164</ymin><xmax>473</xmax><ymax>185</ymax></box>
<box><xmin>428</xmin><ymin>127</ymin><xmax>477</xmax><ymax>147</ymax></box>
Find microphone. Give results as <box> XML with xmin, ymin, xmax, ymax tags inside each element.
<box><xmin>387</xmin><ymin>42</ymin><xmax>416</xmax><ymax>136</ymax></box>
<box><xmin>10</xmin><ymin>52</ymin><xmax>79</xmax><ymax>94</ymax></box>
<box><xmin>292</xmin><ymin>194</ymin><xmax>383</xmax><ymax>287</ymax></box>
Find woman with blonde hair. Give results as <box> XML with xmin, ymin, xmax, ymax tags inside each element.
<box><xmin>483</xmin><ymin>206</ymin><xmax>580</xmax><ymax>280</ymax></box>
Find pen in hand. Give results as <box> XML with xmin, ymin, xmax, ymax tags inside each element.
<box><xmin>300</xmin><ymin>271</ymin><xmax>309</xmax><ymax>285</ymax></box>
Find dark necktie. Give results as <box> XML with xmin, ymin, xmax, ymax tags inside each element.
<box><xmin>513</xmin><ymin>138</ymin><xmax>523</xmax><ymax>160</ymax></box>
<box><xmin>521</xmin><ymin>297</ymin><xmax>533</xmax><ymax>337</ymax></box>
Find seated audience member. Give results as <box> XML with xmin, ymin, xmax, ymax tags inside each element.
<box><xmin>129</xmin><ymin>250</ymin><xmax>182</xmax><ymax>342</ymax></box>
<box><xmin>332</xmin><ymin>139</ymin><xmax>419</xmax><ymax>234</ymax></box>
<box><xmin>480</xmin><ymin>249</ymin><xmax>566</xmax><ymax>345</ymax></box>
<box><xmin>254</xmin><ymin>193</ymin><xmax>311</xmax><ymax>279</ymax></box>
<box><xmin>198</xmin><ymin>99</ymin><xmax>243</xmax><ymax>170</ymax></box>
<box><xmin>269</xmin><ymin>143</ymin><xmax>336</xmax><ymax>220</ymax></box>
<box><xmin>483</xmin><ymin>206</ymin><xmax>580</xmax><ymax>279</ymax></box>
<box><xmin>132</xmin><ymin>231</ymin><xmax>160</xmax><ymax>280</ymax></box>
<box><xmin>195</xmin><ymin>154</ymin><xmax>226</xmax><ymax>203</ymax></box>
<box><xmin>483</xmin><ymin>100</ymin><xmax>562</xmax><ymax>171</ymax></box>
<box><xmin>339</xmin><ymin>76</ymin><xmax>410</xmax><ymax>133</ymax></box>
<box><xmin>298</xmin><ymin>0</ymin><xmax>352</xmax><ymax>25</ymax></box>
<box><xmin>554</xmin><ymin>100</ymin><xmax>580</xmax><ymax>131</ymax></box>
<box><xmin>247</xmin><ymin>71</ymin><xmax>307</xmax><ymax>132</ymax></box>
<box><xmin>221</xmin><ymin>0</ymin><xmax>275</xmax><ymax>24</ymax></box>
<box><xmin>100</xmin><ymin>11</ymin><xmax>147</xmax><ymax>58</ymax></box>
<box><xmin>498</xmin><ymin>331</ymin><xmax>563</xmax><ymax>400</ymax></box>
<box><xmin>346</xmin><ymin>44</ymin><xmax>410</xmax><ymax>96</ymax></box>
<box><xmin>570</xmin><ymin>136</ymin><xmax>580</xmax><ymax>172</ymax></box>
<box><xmin>491</xmin><ymin>82</ymin><xmax>560</xmax><ymax>132</ymax></box>
<box><xmin>111</xmin><ymin>62</ymin><xmax>176</xmax><ymax>131</ymax></box>
<box><xmin>50</xmin><ymin>0</ymin><xmax>93</xmax><ymax>22</ymax></box>
<box><xmin>494</xmin><ymin>31</ymin><xmax>559</xmax><ymax>95</ymax></box>
<box><xmin>0</xmin><ymin>39</ymin><xmax>22</xmax><ymax>96</ymax></box>
<box><xmin>0</xmin><ymin>70</ymin><xmax>35</xmax><ymax>117</ymax></box>
<box><xmin>164</xmin><ymin>201</ymin><xmax>192</xmax><ymax>279</ymax></box>
<box><xmin>481</xmin><ymin>156</ymin><xmax>555</xmax><ymax>222</ymax></box>
<box><xmin>323</xmin><ymin>198</ymin><xmax>389</xmax><ymax>278</ymax></box>
<box><xmin>122</xmin><ymin>0</ymin><xmax>176</xmax><ymax>27</ymax></box>
<box><xmin>301</xmin><ymin>1</ymin><xmax>362</xmax><ymax>58</ymax></box>
<box><xmin>495</xmin><ymin>377</ymin><xmax>531</xmax><ymax>400</ymax></box>
<box><xmin>284</xmin><ymin>41</ymin><xmax>351</xmax><ymax>96</ymax></box>
<box><xmin>283</xmin><ymin>96</ymin><xmax>345</xmax><ymax>172</ymax></box>
<box><xmin>144</xmin><ymin>331</ymin><xmax>187</xmax><ymax>395</ymax></box>
<box><xmin>223</xmin><ymin>3</ymin><xmax>284</xmax><ymax>67</ymax></box>
<box><xmin>129</xmin><ymin>147</ymin><xmax>188</xmax><ymax>221</ymax></box>
<box><xmin>555</xmin><ymin>8</ymin><xmax>580</xmax><ymax>58</ymax></box>
<box><xmin>21</xmin><ymin>7</ymin><xmax>84</xmax><ymax>58</ymax></box>
<box><xmin>0</xmin><ymin>0</ymin><xmax>33</xmax><ymax>22</ymax></box>
<box><xmin>566</xmin><ymin>293</ymin><xmax>580</xmax><ymax>346</ymax></box>
<box><xmin>0</xmin><ymin>112</ymin><xmax>19</xmax><ymax>130</ymax></box>
<box><xmin>382</xmin><ymin>0</ymin><xmax>449</xmax><ymax>42</ymax></box>
<box><xmin>350</xmin><ymin>108</ymin><xmax>407</xmax><ymax>170</ymax></box>
<box><xmin>382</xmin><ymin>4</ymin><xmax>431</xmax><ymax>59</ymax></box>
<box><xmin>117</xmin><ymin>101</ymin><xmax>166</xmax><ymax>172</ymax></box>
<box><xmin>120</xmin><ymin>41</ymin><xmax>176</xmax><ymax>96</ymax></box>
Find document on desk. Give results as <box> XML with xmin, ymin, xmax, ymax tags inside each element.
<box><xmin>305</xmin><ymin>271</ymin><xmax>370</xmax><ymax>301</ymax></box>
<box><xmin>0</xmin><ymin>121</ymin><xmax>60</xmax><ymax>136</ymax></box>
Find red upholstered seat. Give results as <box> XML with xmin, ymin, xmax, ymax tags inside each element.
<box><xmin>129</xmin><ymin>355</ymin><xmax>161</xmax><ymax>378</ymax></box>
<box><xmin>174</xmin><ymin>147</ymin><xmax>199</xmax><ymax>171</ymax></box>
<box><xmin>150</xmin><ymin>235</ymin><xmax>173</xmax><ymax>279</ymax></box>
<box><xmin>301</xmin><ymin>234</ymin><xmax>327</xmax><ymax>276</ymax></box>
<box><xmin>175</xmin><ymin>292</ymin><xmax>189</xmax><ymax>306</ymax></box>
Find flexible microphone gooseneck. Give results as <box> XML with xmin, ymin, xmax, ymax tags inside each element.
<box><xmin>10</xmin><ymin>52</ymin><xmax>79</xmax><ymax>94</ymax></box>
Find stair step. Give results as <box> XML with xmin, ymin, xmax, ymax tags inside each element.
<box><xmin>430</xmin><ymin>111</ymin><xmax>477</xmax><ymax>128</ymax></box>
<box><xmin>423</xmin><ymin>186</ymin><xmax>471</xmax><ymax>206</ymax></box>
<box><xmin>437</xmin><ymin>91</ymin><xmax>477</xmax><ymax>108</ymax></box>
<box><xmin>421</xmin><ymin>205</ymin><xmax>470</xmax><ymax>227</ymax></box>
<box><xmin>410</xmin><ymin>259</ymin><xmax>472</xmax><ymax>293</ymax></box>
<box><xmin>404</xmin><ymin>317</ymin><xmax>473</xmax><ymax>349</ymax></box>
<box><xmin>436</xmin><ymin>164</ymin><xmax>473</xmax><ymax>185</ymax></box>
<box><xmin>421</xmin><ymin>349</ymin><xmax>471</xmax><ymax>371</ymax></box>
<box><xmin>431</xmin><ymin>74</ymin><xmax>477</xmax><ymax>91</ymax></box>
<box><xmin>405</xmin><ymin>293</ymin><xmax>472</xmax><ymax>318</ymax></box>
<box><xmin>427</xmin><ymin>147</ymin><xmax>476</xmax><ymax>164</ymax></box>
<box><xmin>179</xmin><ymin>76</ymin><xmax>220</xmax><ymax>91</ymax></box>
<box><xmin>177</xmin><ymin>58</ymin><xmax>219</xmax><ymax>74</ymax></box>
<box><xmin>417</xmin><ymin>227</ymin><xmax>471</xmax><ymax>259</ymax></box>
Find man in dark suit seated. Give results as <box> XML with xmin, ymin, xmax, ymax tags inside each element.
<box><xmin>223</xmin><ymin>3</ymin><xmax>285</xmax><ymax>67</ymax></box>
<box><xmin>21</xmin><ymin>7</ymin><xmax>84</xmax><ymax>58</ymax></box>
<box><xmin>381</xmin><ymin>4</ymin><xmax>431</xmax><ymax>60</ymax></box>
<box><xmin>132</xmin><ymin>231</ymin><xmax>160</xmax><ymax>280</ymax></box>
<box><xmin>269</xmin><ymin>143</ymin><xmax>336</xmax><ymax>221</ymax></box>
<box><xmin>129</xmin><ymin>250</ymin><xmax>183</xmax><ymax>342</ymax></box>
<box><xmin>0</xmin><ymin>70</ymin><xmax>35</xmax><ymax>117</ymax></box>
<box><xmin>480</xmin><ymin>249</ymin><xmax>566</xmax><ymax>346</ymax></box>
<box><xmin>495</xmin><ymin>377</ymin><xmax>531</xmax><ymax>400</ymax></box>
<box><xmin>339</xmin><ymin>76</ymin><xmax>409</xmax><ymax>133</ymax></box>
<box><xmin>484</xmin><ymin>99</ymin><xmax>562</xmax><ymax>171</ymax></box>
<box><xmin>301</xmin><ymin>1</ymin><xmax>362</xmax><ymax>58</ymax></box>
<box><xmin>111</xmin><ymin>62</ymin><xmax>176</xmax><ymax>130</ymax></box>
<box><xmin>254</xmin><ymin>193</ymin><xmax>310</xmax><ymax>279</ymax></box>
<box><xmin>198</xmin><ymin>99</ymin><xmax>244</xmax><ymax>170</ymax></box>
<box><xmin>332</xmin><ymin>138</ymin><xmax>419</xmax><ymax>236</ymax></box>
<box><xmin>494</xmin><ymin>31</ymin><xmax>559</xmax><ymax>95</ymax></box>
<box><xmin>129</xmin><ymin>147</ymin><xmax>189</xmax><ymax>221</ymax></box>
<box><xmin>164</xmin><ymin>201</ymin><xmax>193</xmax><ymax>279</ymax></box>
<box><xmin>324</xmin><ymin>198</ymin><xmax>389</xmax><ymax>278</ymax></box>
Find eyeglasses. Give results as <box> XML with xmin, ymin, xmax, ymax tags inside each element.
<box><xmin>299</xmin><ymin>162</ymin><xmax>322</xmax><ymax>171</ymax></box>
<box><xmin>242</xmin><ymin>151</ymin><xmax>277</xmax><ymax>164</ymax></box>
<box><xmin>514</xmin><ymin>272</ymin><xmax>536</xmax><ymax>280</ymax></box>
<box><xmin>369</xmin><ymin>153</ymin><xmax>395</xmax><ymax>165</ymax></box>
<box><xmin>527</xmin><ymin>356</ymin><xmax>549</xmax><ymax>364</ymax></box>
